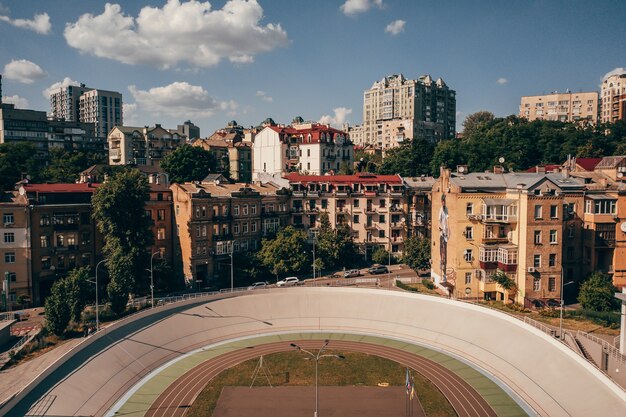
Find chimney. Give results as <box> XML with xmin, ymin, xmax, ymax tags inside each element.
<box><xmin>493</xmin><ymin>165</ymin><xmax>504</xmax><ymax>174</ymax></box>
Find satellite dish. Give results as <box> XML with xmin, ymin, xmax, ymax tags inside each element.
<box><xmin>458</xmin><ymin>166</ymin><xmax>466</xmax><ymax>173</ymax></box>
<box><xmin>621</xmin><ymin>222</ymin><xmax>626</xmax><ymax>233</ymax></box>
<box><xmin>498</xmin><ymin>157</ymin><xmax>505</xmax><ymax>164</ymax></box>
<box><xmin>618</xmin><ymin>172</ymin><xmax>624</xmax><ymax>179</ymax></box>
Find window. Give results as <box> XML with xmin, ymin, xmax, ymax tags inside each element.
<box><xmin>157</xmin><ymin>209</ymin><xmax>165</xmax><ymax>221</ymax></box>
<box><xmin>465</xmin><ymin>226</ymin><xmax>473</xmax><ymax>240</ymax></box>
<box><xmin>548</xmin><ymin>277</ymin><xmax>556</xmax><ymax>292</ymax></box>
<box><xmin>4</xmin><ymin>252</ymin><xmax>15</xmax><ymax>263</ymax></box>
<box><xmin>379</xmin><ymin>214</ymin><xmax>386</xmax><ymax>223</ymax></box>
<box><xmin>353</xmin><ymin>199</ymin><xmax>360</xmax><ymax>208</ymax></box>
<box><xmin>196</xmin><ymin>226</ymin><xmax>201</xmax><ymax>237</ymax></box>
<box><xmin>466</xmin><ymin>203</ymin><xmax>473</xmax><ymax>215</ymax></box>
<box><xmin>321</xmin><ymin>200</ymin><xmax>328</xmax><ymax>209</ymax></box>
<box><xmin>243</xmin><ymin>205</ymin><xmax>249</xmax><ymax>215</ymax></box>
<box><xmin>353</xmin><ymin>214</ymin><xmax>360</xmax><ymax>224</ymax></box>
<box><xmin>40</xmin><ymin>235</ymin><xmax>49</xmax><ymax>248</ymax></box>
<box><xmin>7</xmin><ymin>272</ymin><xmax>16</xmax><ymax>282</ymax></box>
<box><xmin>380</xmin><ymin>199</ymin><xmax>386</xmax><ymax>208</ymax></box>
<box><xmin>3</xmin><ymin>232</ymin><xmax>15</xmax><ymax>243</ymax></box>
<box><xmin>41</xmin><ymin>257</ymin><xmax>51</xmax><ymax>270</ymax></box>
<box><xmin>40</xmin><ymin>214</ymin><xmax>50</xmax><ymax>226</ymax></box>
<box><xmin>251</xmin><ymin>222</ymin><xmax>257</xmax><ymax>233</ymax></box>
<box><xmin>464</xmin><ymin>249</ymin><xmax>473</xmax><ymax>262</ymax></box>
<box><xmin>56</xmin><ymin>234</ymin><xmax>65</xmax><ymax>247</ymax></box>
<box><xmin>234</xmin><ymin>205</ymin><xmax>240</xmax><ymax>216</ymax></box>
<box><xmin>533</xmin><ymin>277</ymin><xmax>541</xmax><ymax>291</ymax></box>
<box><xmin>67</xmin><ymin>234</ymin><xmax>76</xmax><ymax>247</ymax></box>
<box><xmin>534</xmin><ymin>230</ymin><xmax>542</xmax><ymax>244</ymax></box>
<box><xmin>533</xmin><ymin>255</ymin><xmax>541</xmax><ymax>268</ymax></box>
<box><xmin>195</xmin><ymin>207</ymin><xmax>200</xmax><ymax>218</ymax></box>
<box><xmin>549</xmin><ymin>254</ymin><xmax>556</xmax><ymax>267</ymax></box>
<box><xmin>3</xmin><ymin>213</ymin><xmax>14</xmax><ymax>225</ymax></box>
<box><xmin>549</xmin><ymin>230</ymin><xmax>557</xmax><ymax>244</ymax></box>
<box><xmin>595</xmin><ymin>199</ymin><xmax>616</xmax><ymax>214</ymax></box>
<box><xmin>58</xmin><ymin>255</ymin><xmax>65</xmax><ymax>269</ymax></box>
<box><xmin>202</xmin><ymin>225</ymin><xmax>207</xmax><ymax>237</ymax></box>
<box><xmin>379</xmin><ymin>230</ymin><xmax>385</xmax><ymax>238</ymax></box>
<box><xmin>233</xmin><ymin>223</ymin><xmax>240</xmax><ymax>234</ymax></box>
<box><xmin>550</xmin><ymin>205</ymin><xmax>558</xmax><ymax>219</ymax></box>
<box><xmin>568</xmin><ymin>225</ymin><xmax>575</xmax><ymax>238</ymax></box>
<box><xmin>157</xmin><ymin>227</ymin><xmax>165</xmax><ymax>240</ymax></box>
<box><xmin>243</xmin><ymin>223</ymin><xmax>249</xmax><ymax>234</ymax></box>
<box><xmin>251</xmin><ymin>205</ymin><xmax>257</xmax><ymax>215</ymax></box>
<box><xmin>534</xmin><ymin>205</ymin><xmax>542</xmax><ymax>219</ymax></box>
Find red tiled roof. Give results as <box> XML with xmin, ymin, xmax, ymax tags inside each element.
<box><xmin>525</xmin><ymin>165</ymin><xmax>561</xmax><ymax>173</ymax></box>
<box><xmin>576</xmin><ymin>158</ymin><xmax>602</xmax><ymax>171</ymax></box>
<box><xmin>284</xmin><ymin>173</ymin><xmax>402</xmax><ymax>184</ymax></box>
<box><xmin>23</xmin><ymin>183</ymin><xmax>100</xmax><ymax>193</ymax></box>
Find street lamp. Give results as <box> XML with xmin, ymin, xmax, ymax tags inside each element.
<box><xmin>290</xmin><ymin>340</ymin><xmax>345</xmax><ymax>417</ymax></box>
<box><xmin>89</xmin><ymin>259</ymin><xmax>106</xmax><ymax>332</ymax></box>
<box><xmin>149</xmin><ymin>251</ymin><xmax>162</xmax><ymax>309</ymax></box>
<box><xmin>230</xmin><ymin>249</ymin><xmax>234</xmax><ymax>292</ymax></box>
<box><xmin>559</xmin><ymin>279</ymin><xmax>574</xmax><ymax>339</ymax></box>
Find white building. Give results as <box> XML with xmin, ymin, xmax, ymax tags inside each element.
<box><xmin>601</xmin><ymin>68</ymin><xmax>626</xmax><ymax>124</ymax></box>
<box><xmin>252</xmin><ymin>123</ymin><xmax>353</xmax><ymax>180</ymax></box>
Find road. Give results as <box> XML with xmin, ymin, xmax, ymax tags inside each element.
<box><xmin>145</xmin><ymin>340</ymin><xmax>497</xmax><ymax>417</ymax></box>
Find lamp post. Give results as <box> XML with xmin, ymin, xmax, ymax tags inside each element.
<box><xmin>559</xmin><ymin>278</ymin><xmax>574</xmax><ymax>339</ymax></box>
<box><xmin>290</xmin><ymin>340</ymin><xmax>345</xmax><ymax>417</ymax></box>
<box><xmin>149</xmin><ymin>251</ymin><xmax>162</xmax><ymax>308</ymax></box>
<box><xmin>230</xmin><ymin>249</ymin><xmax>234</xmax><ymax>292</ymax></box>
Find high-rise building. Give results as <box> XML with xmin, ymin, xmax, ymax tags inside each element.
<box><xmin>600</xmin><ymin>68</ymin><xmax>626</xmax><ymax>124</ymax></box>
<box><xmin>355</xmin><ymin>74</ymin><xmax>456</xmax><ymax>147</ymax></box>
<box><xmin>519</xmin><ymin>91</ymin><xmax>599</xmax><ymax>123</ymax></box>
<box><xmin>49</xmin><ymin>83</ymin><xmax>122</xmax><ymax>139</ymax></box>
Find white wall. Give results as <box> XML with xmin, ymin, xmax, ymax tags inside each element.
<box><xmin>253</xmin><ymin>127</ymin><xmax>284</xmax><ymax>179</ymax></box>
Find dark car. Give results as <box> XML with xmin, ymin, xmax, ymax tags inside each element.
<box><xmin>368</xmin><ymin>265</ymin><xmax>389</xmax><ymax>275</ymax></box>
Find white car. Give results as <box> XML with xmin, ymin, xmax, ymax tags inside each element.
<box><xmin>276</xmin><ymin>276</ymin><xmax>300</xmax><ymax>287</ymax></box>
<box><xmin>343</xmin><ymin>269</ymin><xmax>362</xmax><ymax>278</ymax></box>
<box><xmin>247</xmin><ymin>281</ymin><xmax>269</xmax><ymax>290</ymax></box>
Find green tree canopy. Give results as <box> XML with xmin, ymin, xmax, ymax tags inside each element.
<box><xmin>45</xmin><ymin>278</ymin><xmax>71</xmax><ymax>336</ymax></box>
<box><xmin>378</xmin><ymin>137</ymin><xmax>435</xmax><ymax>177</ymax></box>
<box><xmin>160</xmin><ymin>144</ymin><xmax>216</xmax><ymax>183</ymax></box>
<box><xmin>0</xmin><ymin>142</ymin><xmax>44</xmax><ymax>191</ymax></box>
<box><xmin>92</xmin><ymin>169</ymin><xmax>153</xmax><ymax>315</ymax></box>
<box><xmin>372</xmin><ymin>247</ymin><xmax>396</xmax><ymax>265</ymax></box>
<box><xmin>402</xmin><ymin>236</ymin><xmax>431</xmax><ymax>271</ymax></box>
<box><xmin>257</xmin><ymin>226</ymin><xmax>309</xmax><ymax>279</ymax></box>
<box><xmin>65</xmin><ymin>267</ymin><xmax>91</xmax><ymax>323</ymax></box>
<box><xmin>462</xmin><ymin>111</ymin><xmax>495</xmax><ymax>137</ymax></box>
<box><xmin>43</xmin><ymin>148</ymin><xmax>105</xmax><ymax>183</ymax></box>
<box><xmin>578</xmin><ymin>272</ymin><xmax>619</xmax><ymax>312</ymax></box>
<box><xmin>315</xmin><ymin>213</ymin><xmax>358</xmax><ymax>272</ymax></box>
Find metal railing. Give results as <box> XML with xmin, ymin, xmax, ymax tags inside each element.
<box><xmin>0</xmin><ymin>313</ymin><xmax>15</xmax><ymax>322</ymax></box>
<box><xmin>577</xmin><ymin>330</ymin><xmax>626</xmax><ymax>364</ymax></box>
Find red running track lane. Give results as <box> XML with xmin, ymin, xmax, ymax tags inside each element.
<box><xmin>144</xmin><ymin>340</ymin><xmax>499</xmax><ymax>417</ymax></box>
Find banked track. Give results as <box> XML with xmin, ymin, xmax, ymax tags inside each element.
<box><xmin>2</xmin><ymin>287</ymin><xmax>626</xmax><ymax>417</ymax></box>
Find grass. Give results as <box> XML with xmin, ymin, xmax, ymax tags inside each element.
<box><xmin>404</xmin><ymin>281</ymin><xmax>441</xmax><ymax>296</ymax></box>
<box><xmin>187</xmin><ymin>351</ymin><xmax>457</xmax><ymax>417</ymax></box>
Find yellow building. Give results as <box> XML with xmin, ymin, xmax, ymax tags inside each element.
<box><xmin>519</xmin><ymin>91</ymin><xmax>598</xmax><ymax>124</ymax></box>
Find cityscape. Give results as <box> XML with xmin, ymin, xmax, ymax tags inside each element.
<box><xmin>1</xmin><ymin>1</ymin><xmax>626</xmax><ymax>416</ymax></box>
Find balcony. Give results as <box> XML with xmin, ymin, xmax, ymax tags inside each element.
<box><xmin>365</xmin><ymin>207</ymin><xmax>376</xmax><ymax>214</ymax></box>
<box><xmin>390</xmin><ymin>206</ymin><xmax>403</xmax><ymax>213</ymax></box>
<box><xmin>479</xmin><ymin>260</ymin><xmax>498</xmax><ymax>270</ymax></box>
<box><xmin>213</xmin><ymin>233</ymin><xmax>233</xmax><ymax>241</ymax></box>
<box><xmin>292</xmin><ymin>207</ymin><xmax>303</xmax><ymax>213</ymax></box>
<box><xmin>335</xmin><ymin>190</ymin><xmax>350</xmax><ymax>197</ymax></box>
<box><xmin>292</xmin><ymin>191</ymin><xmax>306</xmax><ymax>198</ymax></box>
<box><xmin>365</xmin><ymin>223</ymin><xmax>377</xmax><ymax>229</ymax></box>
<box><xmin>482</xmin><ymin>236</ymin><xmax>509</xmax><ymax>244</ymax></box>
<box><xmin>498</xmin><ymin>262</ymin><xmax>517</xmax><ymax>272</ymax></box>
<box><xmin>391</xmin><ymin>222</ymin><xmax>404</xmax><ymax>229</ymax></box>
<box><xmin>481</xmin><ymin>213</ymin><xmax>517</xmax><ymax>224</ymax></box>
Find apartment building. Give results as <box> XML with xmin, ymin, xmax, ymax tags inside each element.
<box><xmin>252</xmin><ymin>122</ymin><xmax>353</xmax><ymax>179</ymax></box>
<box><xmin>50</xmin><ymin>83</ymin><xmax>122</xmax><ymax>140</ymax></box>
<box><xmin>519</xmin><ymin>91</ymin><xmax>599</xmax><ymax>123</ymax></box>
<box><xmin>285</xmin><ymin>173</ymin><xmax>410</xmax><ymax>259</ymax></box>
<box><xmin>356</xmin><ymin>73</ymin><xmax>456</xmax><ymax>146</ymax></box>
<box><xmin>404</xmin><ymin>176</ymin><xmax>435</xmax><ymax>238</ymax></box>
<box><xmin>108</xmin><ymin>124</ymin><xmax>186</xmax><ymax>167</ymax></box>
<box><xmin>192</xmin><ymin>133</ymin><xmax>252</xmax><ymax>182</ymax></box>
<box><xmin>600</xmin><ymin>69</ymin><xmax>626</xmax><ymax>124</ymax></box>
<box><xmin>0</xmin><ymin>192</ymin><xmax>30</xmax><ymax>307</ymax></box>
<box><xmin>171</xmin><ymin>180</ymin><xmax>290</xmax><ymax>287</ymax></box>
<box><xmin>431</xmin><ymin>167</ymin><xmax>586</xmax><ymax>305</ymax></box>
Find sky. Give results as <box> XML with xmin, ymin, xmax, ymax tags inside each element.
<box><xmin>0</xmin><ymin>0</ymin><xmax>625</xmax><ymax>136</ymax></box>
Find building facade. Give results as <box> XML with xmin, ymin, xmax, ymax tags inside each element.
<box><xmin>192</xmin><ymin>133</ymin><xmax>252</xmax><ymax>183</ymax></box>
<box><xmin>600</xmin><ymin>69</ymin><xmax>626</xmax><ymax>124</ymax></box>
<box><xmin>50</xmin><ymin>83</ymin><xmax>122</xmax><ymax>140</ymax></box>
<box><xmin>357</xmin><ymin>74</ymin><xmax>456</xmax><ymax>146</ymax></box>
<box><xmin>108</xmin><ymin>125</ymin><xmax>186</xmax><ymax>167</ymax></box>
<box><xmin>519</xmin><ymin>91</ymin><xmax>599</xmax><ymax>124</ymax></box>
<box><xmin>171</xmin><ymin>180</ymin><xmax>290</xmax><ymax>287</ymax></box>
<box><xmin>0</xmin><ymin>192</ymin><xmax>30</xmax><ymax>307</ymax></box>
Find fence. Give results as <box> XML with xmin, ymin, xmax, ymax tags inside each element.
<box><xmin>577</xmin><ymin>330</ymin><xmax>626</xmax><ymax>365</ymax></box>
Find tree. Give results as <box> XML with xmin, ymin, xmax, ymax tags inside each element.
<box><xmin>257</xmin><ymin>226</ymin><xmax>309</xmax><ymax>279</ymax></box>
<box><xmin>92</xmin><ymin>169</ymin><xmax>153</xmax><ymax>315</ymax></box>
<box><xmin>0</xmin><ymin>142</ymin><xmax>44</xmax><ymax>191</ymax></box>
<box><xmin>402</xmin><ymin>236</ymin><xmax>431</xmax><ymax>271</ymax></box>
<box><xmin>45</xmin><ymin>278</ymin><xmax>71</xmax><ymax>336</ymax></box>
<box><xmin>314</xmin><ymin>213</ymin><xmax>358</xmax><ymax>272</ymax></box>
<box><xmin>491</xmin><ymin>269</ymin><xmax>517</xmax><ymax>302</ymax></box>
<box><xmin>372</xmin><ymin>247</ymin><xmax>396</xmax><ymax>265</ymax></box>
<box><xmin>44</xmin><ymin>148</ymin><xmax>105</xmax><ymax>183</ymax></box>
<box><xmin>578</xmin><ymin>272</ymin><xmax>619</xmax><ymax>312</ymax></box>
<box><xmin>65</xmin><ymin>267</ymin><xmax>91</xmax><ymax>323</ymax></box>
<box><xmin>338</xmin><ymin>161</ymin><xmax>353</xmax><ymax>175</ymax></box>
<box><xmin>378</xmin><ymin>137</ymin><xmax>434</xmax><ymax>177</ymax></box>
<box><xmin>462</xmin><ymin>111</ymin><xmax>495</xmax><ymax>136</ymax></box>
<box><xmin>160</xmin><ymin>144</ymin><xmax>216</xmax><ymax>183</ymax></box>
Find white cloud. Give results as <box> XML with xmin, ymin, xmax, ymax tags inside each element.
<box><xmin>42</xmin><ymin>77</ymin><xmax>81</xmax><ymax>99</ymax></box>
<box><xmin>385</xmin><ymin>20</ymin><xmax>406</xmax><ymax>35</ymax></box>
<box><xmin>128</xmin><ymin>82</ymin><xmax>237</xmax><ymax>119</ymax></box>
<box><xmin>319</xmin><ymin>107</ymin><xmax>352</xmax><ymax>127</ymax></box>
<box><xmin>256</xmin><ymin>90</ymin><xmax>273</xmax><ymax>102</ymax></box>
<box><xmin>2</xmin><ymin>94</ymin><xmax>29</xmax><ymax>108</ymax></box>
<box><xmin>496</xmin><ymin>77</ymin><xmax>508</xmax><ymax>85</ymax></box>
<box><xmin>3</xmin><ymin>59</ymin><xmax>47</xmax><ymax>84</ymax></box>
<box><xmin>0</xmin><ymin>12</ymin><xmax>51</xmax><ymax>34</ymax></box>
<box><xmin>64</xmin><ymin>0</ymin><xmax>288</xmax><ymax>69</ymax></box>
<box><xmin>602</xmin><ymin>67</ymin><xmax>626</xmax><ymax>82</ymax></box>
<box><xmin>123</xmin><ymin>103</ymin><xmax>139</xmax><ymax>125</ymax></box>
<box><xmin>340</xmin><ymin>0</ymin><xmax>384</xmax><ymax>16</ymax></box>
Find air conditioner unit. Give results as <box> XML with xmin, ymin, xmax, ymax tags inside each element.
<box><xmin>527</xmin><ymin>267</ymin><xmax>536</xmax><ymax>273</ymax></box>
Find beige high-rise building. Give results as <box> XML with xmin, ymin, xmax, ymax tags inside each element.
<box><xmin>357</xmin><ymin>74</ymin><xmax>456</xmax><ymax>146</ymax></box>
<box><xmin>600</xmin><ymin>68</ymin><xmax>626</xmax><ymax>124</ymax></box>
<box><xmin>519</xmin><ymin>91</ymin><xmax>598</xmax><ymax>123</ymax></box>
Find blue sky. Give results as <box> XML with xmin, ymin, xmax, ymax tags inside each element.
<box><xmin>0</xmin><ymin>0</ymin><xmax>625</xmax><ymax>135</ymax></box>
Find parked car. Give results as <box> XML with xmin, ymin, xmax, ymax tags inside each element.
<box><xmin>247</xmin><ymin>281</ymin><xmax>269</xmax><ymax>290</ymax></box>
<box><xmin>276</xmin><ymin>277</ymin><xmax>300</xmax><ymax>287</ymax></box>
<box><xmin>344</xmin><ymin>269</ymin><xmax>362</xmax><ymax>278</ymax></box>
<box><xmin>368</xmin><ymin>264</ymin><xmax>389</xmax><ymax>275</ymax></box>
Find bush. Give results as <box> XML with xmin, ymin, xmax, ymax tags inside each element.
<box><xmin>396</xmin><ymin>281</ymin><xmax>418</xmax><ymax>292</ymax></box>
<box><xmin>578</xmin><ymin>272</ymin><xmax>619</xmax><ymax>312</ymax></box>
<box><xmin>422</xmin><ymin>279</ymin><xmax>435</xmax><ymax>290</ymax></box>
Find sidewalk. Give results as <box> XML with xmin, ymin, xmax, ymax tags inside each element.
<box><xmin>0</xmin><ymin>337</ymin><xmax>83</xmax><ymax>407</ymax></box>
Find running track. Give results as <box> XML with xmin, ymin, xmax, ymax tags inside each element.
<box><xmin>145</xmin><ymin>340</ymin><xmax>498</xmax><ymax>417</ymax></box>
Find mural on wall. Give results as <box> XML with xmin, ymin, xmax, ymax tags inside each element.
<box><xmin>438</xmin><ymin>193</ymin><xmax>449</xmax><ymax>283</ymax></box>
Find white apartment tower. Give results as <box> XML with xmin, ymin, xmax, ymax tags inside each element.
<box><xmin>600</xmin><ymin>68</ymin><xmax>626</xmax><ymax>124</ymax></box>
<box><xmin>50</xmin><ymin>83</ymin><xmax>122</xmax><ymax>139</ymax></box>
<box><xmin>357</xmin><ymin>74</ymin><xmax>456</xmax><ymax>146</ymax></box>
